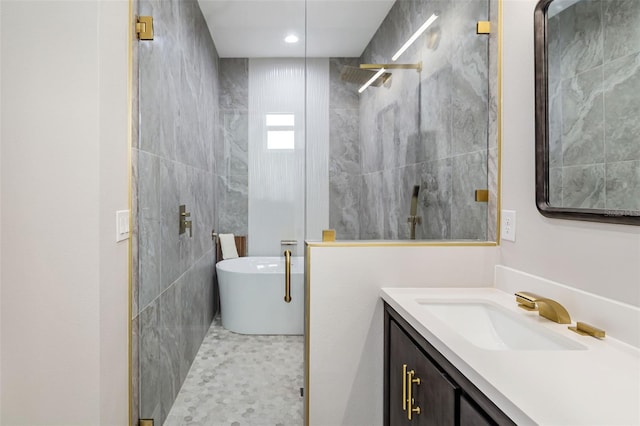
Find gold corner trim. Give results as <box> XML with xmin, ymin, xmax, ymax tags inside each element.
<box><xmin>322</xmin><ymin>229</ymin><xmax>336</xmax><ymax>242</ymax></box>
<box><xmin>475</xmin><ymin>189</ymin><xmax>489</xmax><ymax>202</ymax></box>
<box><xmin>304</xmin><ymin>244</ymin><xmax>311</xmax><ymax>426</ymax></box>
<box><xmin>305</xmin><ymin>240</ymin><xmax>497</xmax><ymax>248</ymax></box>
<box><xmin>128</xmin><ymin>2</ymin><xmax>134</xmax><ymax>426</ymax></box>
<box><xmin>496</xmin><ymin>0</ymin><xmax>503</xmax><ymax>245</ymax></box>
<box><xmin>477</xmin><ymin>21</ymin><xmax>491</xmax><ymax>34</ymax></box>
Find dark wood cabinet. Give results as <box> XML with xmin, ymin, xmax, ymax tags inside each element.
<box><xmin>384</xmin><ymin>303</ymin><xmax>515</xmax><ymax>426</ymax></box>
<box><xmin>389</xmin><ymin>320</ymin><xmax>458</xmax><ymax>425</ymax></box>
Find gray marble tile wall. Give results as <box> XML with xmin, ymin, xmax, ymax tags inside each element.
<box><xmin>354</xmin><ymin>0</ymin><xmax>491</xmax><ymax>240</ymax></box>
<box><xmin>548</xmin><ymin>0</ymin><xmax>640</xmax><ymax>211</ymax></box>
<box><xmin>217</xmin><ymin>58</ymin><xmax>249</xmax><ymax>236</ymax></box>
<box><xmin>136</xmin><ymin>0</ymin><xmax>220</xmax><ymax>424</ymax></box>
<box><xmin>329</xmin><ymin>58</ymin><xmax>362</xmax><ymax>239</ymax></box>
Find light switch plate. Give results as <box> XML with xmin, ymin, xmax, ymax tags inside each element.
<box><xmin>116</xmin><ymin>210</ymin><xmax>130</xmax><ymax>242</ymax></box>
<box><xmin>501</xmin><ymin>210</ymin><xmax>516</xmax><ymax>242</ymax></box>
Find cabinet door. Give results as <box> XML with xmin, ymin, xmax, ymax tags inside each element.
<box><xmin>460</xmin><ymin>394</ymin><xmax>497</xmax><ymax>426</ymax></box>
<box><xmin>389</xmin><ymin>320</ymin><xmax>458</xmax><ymax>425</ymax></box>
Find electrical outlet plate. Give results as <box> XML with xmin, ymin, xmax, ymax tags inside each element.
<box><xmin>116</xmin><ymin>210</ymin><xmax>130</xmax><ymax>242</ymax></box>
<box><xmin>501</xmin><ymin>210</ymin><xmax>516</xmax><ymax>242</ymax></box>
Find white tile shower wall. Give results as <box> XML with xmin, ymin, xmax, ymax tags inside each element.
<box><xmin>248</xmin><ymin>59</ymin><xmax>310</xmax><ymax>256</ymax></box>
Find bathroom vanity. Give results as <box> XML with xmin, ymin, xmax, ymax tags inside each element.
<box><xmin>385</xmin><ymin>304</ymin><xmax>514</xmax><ymax>425</ymax></box>
<box><xmin>382</xmin><ymin>287</ymin><xmax>640</xmax><ymax>425</ymax></box>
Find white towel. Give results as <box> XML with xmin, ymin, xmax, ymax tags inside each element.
<box><xmin>219</xmin><ymin>233</ymin><xmax>239</xmax><ymax>259</ymax></box>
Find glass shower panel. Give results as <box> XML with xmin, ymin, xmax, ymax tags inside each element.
<box><xmin>325</xmin><ymin>0</ymin><xmax>494</xmax><ymax>241</ymax></box>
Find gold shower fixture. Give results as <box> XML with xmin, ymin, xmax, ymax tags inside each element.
<box><xmin>359</xmin><ymin>62</ymin><xmax>423</xmax><ymax>72</ymax></box>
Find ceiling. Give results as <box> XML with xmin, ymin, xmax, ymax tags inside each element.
<box><xmin>197</xmin><ymin>0</ymin><xmax>396</xmax><ymax>58</ymax></box>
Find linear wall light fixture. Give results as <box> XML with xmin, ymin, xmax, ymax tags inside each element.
<box><xmin>392</xmin><ymin>13</ymin><xmax>439</xmax><ymax>61</ymax></box>
<box><xmin>358</xmin><ymin>68</ymin><xmax>387</xmax><ymax>93</ymax></box>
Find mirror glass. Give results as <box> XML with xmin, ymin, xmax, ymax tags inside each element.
<box><xmin>535</xmin><ymin>0</ymin><xmax>640</xmax><ymax>224</ymax></box>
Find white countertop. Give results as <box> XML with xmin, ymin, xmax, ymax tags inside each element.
<box><xmin>381</xmin><ymin>287</ymin><xmax>640</xmax><ymax>425</ymax></box>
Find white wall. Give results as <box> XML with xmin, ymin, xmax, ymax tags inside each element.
<box><xmin>0</xmin><ymin>1</ymin><xmax>129</xmax><ymax>424</ymax></box>
<box><xmin>307</xmin><ymin>244</ymin><xmax>498</xmax><ymax>426</ymax></box>
<box><xmin>500</xmin><ymin>0</ymin><xmax>640</xmax><ymax>307</ymax></box>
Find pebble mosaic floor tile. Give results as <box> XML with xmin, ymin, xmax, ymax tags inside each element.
<box><xmin>164</xmin><ymin>317</ymin><xmax>304</xmax><ymax>426</ymax></box>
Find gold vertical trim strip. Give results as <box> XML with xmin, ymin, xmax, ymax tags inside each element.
<box><xmin>304</xmin><ymin>243</ymin><xmax>311</xmax><ymax>426</ymax></box>
<box><xmin>496</xmin><ymin>0</ymin><xmax>503</xmax><ymax>244</ymax></box>
<box><xmin>127</xmin><ymin>0</ymin><xmax>134</xmax><ymax>424</ymax></box>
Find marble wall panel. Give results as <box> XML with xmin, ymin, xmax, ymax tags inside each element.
<box><xmin>360</xmin><ymin>172</ymin><xmax>385</xmax><ymax>239</ymax></box>
<box><xmin>420</xmin><ymin>67</ymin><xmax>452</xmax><ymax>161</ymax></box>
<box><xmin>561</xmin><ymin>67</ymin><xmax>604</xmax><ymax>166</ymax></box>
<box><xmin>603</xmin><ymin>0</ymin><xmax>640</xmax><ymax>63</ymax></box>
<box><xmin>451</xmin><ymin>71</ymin><xmax>488</xmax><ymax>156</ymax></box>
<box><xmin>557</xmin><ymin>0</ymin><xmax>603</xmax><ymax>79</ymax></box>
<box><xmin>355</xmin><ymin>0</ymin><xmax>492</xmax><ymax>240</ymax></box>
<box><xmin>549</xmin><ymin>167</ymin><xmax>564</xmax><ymax>206</ymax></box>
<box><xmin>218</xmin><ymin>59</ymin><xmax>249</xmax><ymax>237</ymax></box>
<box><xmin>329</xmin><ymin>58</ymin><xmax>361</xmax><ymax>238</ymax></box>
<box><xmin>329</xmin><ymin>58</ymin><xmax>360</xmax><ymax>109</ymax></box>
<box><xmin>329</xmin><ymin>173</ymin><xmax>361</xmax><ymax>238</ymax></box>
<box><xmin>562</xmin><ymin>164</ymin><xmax>605</xmax><ymax>208</ymax></box>
<box><xmin>330</xmin><ymin>108</ymin><xmax>360</xmax><ymax>175</ymax></box>
<box><xmin>606</xmin><ymin>161</ymin><xmax>640</xmax><ymax>211</ymax></box>
<box><xmin>220</xmin><ymin>58</ymin><xmax>249</xmax><ymax>110</ymax></box>
<box><xmin>419</xmin><ymin>159</ymin><xmax>452</xmax><ymax>239</ymax></box>
<box><xmin>138</xmin><ymin>0</ymin><xmax>220</xmax><ymax>422</ymax></box>
<box><xmin>139</xmin><ymin>300</ymin><xmax>161</xmax><ymax>422</ymax></box>
<box><xmin>159</xmin><ymin>278</ymin><xmax>184</xmax><ymax>424</ymax></box>
<box><xmin>220</xmin><ymin>111</ymin><xmax>249</xmax><ymax>176</ymax></box>
<box><xmin>547</xmin><ymin>0</ymin><xmax>639</xmax><ymax>213</ymax></box>
<box><xmin>451</xmin><ymin>151</ymin><xmax>487</xmax><ymax>239</ymax></box>
<box><xmin>217</xmin><ymin>174</ymin><xmax>248</xmax><ymax>236</ymax></box>
<box><xmin>604</xmin><ymin>52</ymin><xmax>640</xmax><ymax>162</ymax></box>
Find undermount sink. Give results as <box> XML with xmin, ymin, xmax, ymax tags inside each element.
<box><xmin>418</xmin><ymin>300</ymin><xmax>587</xmax><ymax>351</ymax></box>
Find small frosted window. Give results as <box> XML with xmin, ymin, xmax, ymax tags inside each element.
<box><xmin>266</xmin><ymin>113</ymin><xmax>295</xmax><ymax>150</ymax></box>
<box><xmin>266</xmin><ymin>114</ymin><xmax>295</xmax><ymax>127</ymax></box>
<box><xmin>267</xmin><ymin>130</ymin><xmax>295</xmax><ymax>150</ymax></box>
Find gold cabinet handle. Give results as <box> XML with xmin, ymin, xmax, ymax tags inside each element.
<box><xmin>284</xmin><ymin>250</ymin><xmax>291</xmax><ymax>303</ymax></box>
<box><xmin>407</xmin><ymin>369</ymin><xmax>422</xmax><ymax>420</ymax></box>
<box><xmin>402</xmin><ymin>364</ymin><xmax>408</xmax><ymax>411</ymax></box>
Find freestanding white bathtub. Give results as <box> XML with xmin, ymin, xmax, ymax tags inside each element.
<box><xmin>216</xmin><ymin>256</ymin><xmax>304</xmax><ymax>335</ymax></box>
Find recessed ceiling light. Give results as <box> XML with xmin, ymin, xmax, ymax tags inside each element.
<box><xmin>284</xmin><ymin>34</ymin><xmax>299</xmax><ymax>44</ymax></box>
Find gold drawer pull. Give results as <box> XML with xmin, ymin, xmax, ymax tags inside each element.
<box><xmin>406</xmin><ymin>369</ymin><xmax>422</xmax><ymax>420</ymax></box>
<box><xmin>402</xmin><ymin>364</ymin><xmax>407</xmax><ymax>411</ymax></box>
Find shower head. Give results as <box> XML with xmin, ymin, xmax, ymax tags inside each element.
<box><xmin>340</xmin><ymin>65</ymin><xmax>391</xmax><ymax>88</ymax></box>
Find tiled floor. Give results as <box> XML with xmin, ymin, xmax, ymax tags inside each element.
<box><xmin>164</xmin><ymin>317</ymin><xmax>304</xmax><ymax>426</ymax></box>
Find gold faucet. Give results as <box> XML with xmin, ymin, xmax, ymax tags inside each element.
<box><xmin>515</xmin><ymin>291</ymin><xmax>571</xmax><ymax>324</ymax></box>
